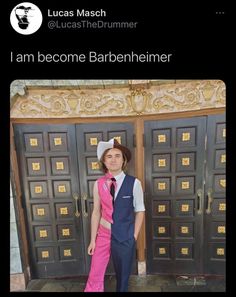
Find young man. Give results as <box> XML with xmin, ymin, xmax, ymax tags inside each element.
<box><xmin>84</xmin><ymin>138</ymin><xmax>145</xmax><ymax>292</ymax></box>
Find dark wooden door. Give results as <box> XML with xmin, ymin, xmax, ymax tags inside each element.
<box><xmin>76</xmin><ymin>122</ymin><xmax>135</xmax><ymax>274</ymax></box>
<box><xmin>144</xmin><ymin>114</ymin><xmax>226</xmax><ymax>275</ymax></box>
<box><xmin>145</xmin><ymin>117</ymin><xmax>207</xmax><ymax>274</ymax></box>
<box><xmin>14</xmin><ymin>124</ymin><xmax>86</xmax><ymax>278</ymax></box>
<box><xmin>14</xmin><ymin>122</ymin><xmax>135</xmax><ymax>278</ymax></box>
<box><xmin>204</xmin><ymin>114</ymin><xmax>226</xmax><ymax>275</ymax></box>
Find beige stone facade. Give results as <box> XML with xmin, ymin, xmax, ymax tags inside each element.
<box><xmin>11</xmin><ymin>80</ymin><xmax>225</xmax><ymax>118</ymax></box>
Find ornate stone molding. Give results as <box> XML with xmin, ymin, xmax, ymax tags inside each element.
<box><xmin>10</xmin><ymin>80</ymin><xmax>225</xmax><ymax>118</ymax></box>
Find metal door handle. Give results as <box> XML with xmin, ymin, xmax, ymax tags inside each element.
<box><xmin>197</xmin><ymin>189</ymin><xmax>203</xmax><ymax>214</ymax></box>
<box><xmin>73</xmin><ymin>193</ymin><xmax>80</xmax><ymax>217</ymax></box>
<box><xmin>82</xmin><ymin>193</ymin><xmax>88</xmax><ymax>217</ymax></box>
<box><xmin>206</xmin><ymin>189</ymin><xmax>213</xmax><ymax>214</ymax></box>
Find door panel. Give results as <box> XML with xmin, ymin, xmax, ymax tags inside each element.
<box><xmin>204</xmin><ymin>114</ymin><xmax>226</xmax><ymax>274</ymax></box>
<box><xmin>14</xmin><ymin>124</ymin><xmax>86</xmax><ymax>278</ymax></box>
<box><xmin>144</xmin><ymin>114</ymin><xmax>226</xmax><ymax>276</ymax></box>
<box><xmin>76</xmin><ymin>122</ymin><xmax>135</xmax><ymax>274</ymax></box>
<box><xmin>145</xmin><ymin>117</ymin><xmax>207</xmax><ymax>274</ymax></box>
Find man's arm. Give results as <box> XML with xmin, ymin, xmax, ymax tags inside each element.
<box><xmin>87</xmin><ymin>181</ymin><xmax>101</xmax><ymax>255</ymax></box>
<box><xmin>134</xmin><ymin>211</ymin><xmax>145</xmax><ymax>240</ymax></box>
<box><xmin>133</xmin><ymin>179</ymin><xmax>145</xmax><ymax>240</ymax></box>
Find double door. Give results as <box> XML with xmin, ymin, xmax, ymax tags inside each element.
<box><xmin>13</xmin><ymin>113</ymin><xmax>225</xmax><ymax>278</ymax></box>
<box><xmin>13</xmin><ymin>123</ymin><xmax>134</xmax><ymax>278</ymax></box>
<box><xmin>145</xmin><ymin>114</ymin><xmax>226</xmax><ymax>275</ymax></box>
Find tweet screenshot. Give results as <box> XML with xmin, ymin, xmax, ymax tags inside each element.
<box><xmin>6</xmin><ymin>1</ymin><xmax>230</xmax><ymax>294</ymax></box>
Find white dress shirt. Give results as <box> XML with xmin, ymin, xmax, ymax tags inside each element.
<box><xmin>113</xmin><ymin>171</ymin><xmax>145</xmax><ymax>212</ymax></box>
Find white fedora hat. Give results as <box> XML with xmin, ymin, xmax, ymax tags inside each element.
<box><xmin>97</xmin><ymin>138</ymin><xmax>115</xmax><ymax>161</ymax></box>
<box><xmin>97</xmin><ymin>138</ymin><xmax>131</xmax><ymax>162</ymax></box>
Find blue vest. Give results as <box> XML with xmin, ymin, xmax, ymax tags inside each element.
<box><xmin>111</xmin><ymin>175</ymin><xmax>135</xmax><ymax>242</ymax></box>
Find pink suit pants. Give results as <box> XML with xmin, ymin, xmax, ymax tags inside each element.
<box><xmin>84</xmin><ymin>224</ymin><xmax>111</xmax><ymax>292</ymax></box>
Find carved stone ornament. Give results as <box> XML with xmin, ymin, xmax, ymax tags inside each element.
<box><xmin>10</xmin><ymin>80</ymin><xmax>225</xmax><ymax>118</ymax></box>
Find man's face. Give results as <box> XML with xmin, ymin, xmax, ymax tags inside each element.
<box><xmin>104</xmin><ymin>148</ymin><xmax>123</xmax><ymax>173</ymax></box>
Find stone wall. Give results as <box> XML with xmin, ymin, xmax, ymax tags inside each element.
<box><xmin>10</xmin><ymin>181</ymin><xmax>25</xmax><ymax>291</ymax></box>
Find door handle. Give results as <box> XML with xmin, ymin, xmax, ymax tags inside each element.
<box><xmin>82</xmin><ymin>193</ymin><xmax>88</xmax><ymax>217</ymax></box>
<box><xmin>197</xmin><ymin>189</ymin><xmax>203</xmax><ymax>215</ymax></box>
<box><xmin>206</xmin><ymin>188</ymin><xmax>213</xmax><ymax>214</ymax></box>
<box><xmin>73</xmin><ymin>193</ymin><xmax>80</xmax><ymax>218</ymax></box>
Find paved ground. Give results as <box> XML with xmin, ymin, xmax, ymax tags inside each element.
<box><xmin>25</xmin><ymin>274</ymin><xmax>225</xmax><ymax>292</ymax></box>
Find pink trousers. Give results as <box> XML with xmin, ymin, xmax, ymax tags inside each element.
<box><xmin>84</xmin><ymin>224</ymin><xmax>111</xmax><ymax>292</ymax></box>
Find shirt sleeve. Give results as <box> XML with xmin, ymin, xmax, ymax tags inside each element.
<box><xmin>133</xmin><ymin>178</ymin><xmax>145</xmax><ymax>212</ymax></box>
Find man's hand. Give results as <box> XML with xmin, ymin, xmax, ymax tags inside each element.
<box><xmin>87</xmin><ymin>241</ymin><xmax>96</xmax><ymax>255</ymax></box>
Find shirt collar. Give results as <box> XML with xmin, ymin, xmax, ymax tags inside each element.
<box><xmin>113</xmin><ymin>171</ymin><xmax>125</xmax><ymax>181</ymax></box>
